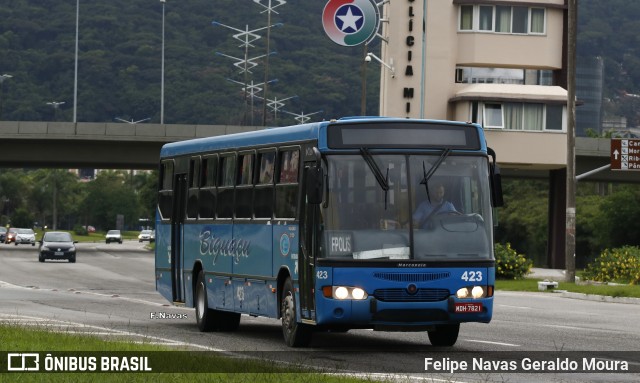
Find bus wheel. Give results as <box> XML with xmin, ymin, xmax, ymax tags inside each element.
<box><xmin>281</xmin><ymin>278</ymin><xmax>312</xmax><ymax>347</ymax></box>
<box><xmin>427</xmin><ymin>323</ymin><xmax>459</xmax><ymax>347</ymax></box>
<box><xmin>195</xmin><ymin>271</ymin><xmax>216</xmax><ymax>332</ymax></box>
<box><xmin>195</xmin><ymin>271</ymin><xmax>240</xmax><ymax>332</ymax></box>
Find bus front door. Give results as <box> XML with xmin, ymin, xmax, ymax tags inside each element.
<box><xmin>299</xmin><ymin>178</ymin><xmax>318</xmax><ymax>321</ymax></box>
<box><xmin>171</xmin><ymin>174</ymin><xmax>187</xmax><ymax>303</ymax></box>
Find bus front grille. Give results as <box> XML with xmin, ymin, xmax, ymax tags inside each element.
<box><xmin>373</xmin><ymin>272</ymin><xmax>450</xmax><ymax>283</ymax></box>
<box><xmin>373</xmin><ymin>288</ymin><xmax>450</xmax><ymax>302</ymax></box>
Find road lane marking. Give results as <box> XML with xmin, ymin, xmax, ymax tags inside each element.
<box><xmin>464</xmin><ymin>339</ymin><xmax>520</xmax><ymax>347</ymax></box>
<box><xmin>0</xmin><ymin>313</ymin><xmax>223</xmax><ymax>351</ymax></box>
<box><xmin>496</xmin><ymin>304</ymin><xmax>532</xmax><ymax>310</ymax></box>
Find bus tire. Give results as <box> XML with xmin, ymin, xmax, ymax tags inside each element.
<box><xmin>195</xmin><ymin>271</ymin><xmax>240</xmax><ymax>332</ymax></box>
<box><xmin>281</xmin><ymin>278</ymin><xmax>312</xmax><ymax>347</ymax></box>
<box><xmin>427</xmin><ymin>323</ymin><xmax>459</xmax><ymax>347</ymax></box>
<box><xmin>195</xmin><ymin>271</ymin><xmax>216</xmax><ymax>332</ymax></box>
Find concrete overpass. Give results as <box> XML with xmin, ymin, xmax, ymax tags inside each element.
<box><xmin>0</xmin><ymin>121</ymin><xmax>260</xmax><ymax>169</ymax></box>
<box><xmin>0</xmin><ymin>121</ymin><xmax>636</xmax><ymax>184</ymax></box>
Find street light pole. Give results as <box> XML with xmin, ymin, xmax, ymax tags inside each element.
<box><xmin>160</xmin><ymin>0</ymin><xmax>166</xmax><ymax>125</ymax></box>
<box><xmin>73</xmin><ymin>0</ymin><xmax>79</xmax><ymax>123</ymax></box>
<box><xmin>361</xmin><ymin>45</ymin><xmax>367</xmax><ymax>116</ymax></box>
<box><xmin>565</xmin><ymin>0</ymin><xmax>577</xmax><ymax>283</ymax></box>
<box><xmin>0</xmin><ymin>74</ymin><xmax>13</xmax><ymax>120</ymax></box>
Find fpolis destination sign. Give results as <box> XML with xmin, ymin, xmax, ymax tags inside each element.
<box><xmin>611</xmin><ymin>138</ymin><xmax>640</xmax><ymax>170</ymax></box>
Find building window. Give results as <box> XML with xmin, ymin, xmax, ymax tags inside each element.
<box><xmin>495</xmin><ymin>6</ymin><xmax>511</xmax><ymax>33</ymax></box>
<box><xmin>478</xmin><ymin>102</ymin><xmax>564</xmax><ymax>131</ymax></box>
<box><xmin>484</xmin><ymin>103</ymin><xmax>503</xmax><ymax>129</ymax></box>
<box><xmin>460</xmin><ymin>5</ymin><xmax>473</xmax><ymax>30</ymax></box>
<box><xmin>512</xmin><ymin>7</ymin><xmax>529</xmax><ymax>34</ymax></box>
<box><xmin>479</xmin><ymin>6</ymin><xmax>493</xmax><ymax>31</ymax></box>
<box><xmin>459</xmin><ymin>4</ymin><xmax>545</xmax><ymax>35</ymax></box>
<box><xmin>530</xmin><ymin>8</ymin><xmax>546</xmax><ymax>34</ymax></box>
<box><xmin>545</xmin><ymin>105</ymin><xmax>563</xmax><ymax>130</ymax></box>
<box><xmin>455</xmin><ymin>66</ymin><xmax>554</xmax><ymax>86</ymax></box>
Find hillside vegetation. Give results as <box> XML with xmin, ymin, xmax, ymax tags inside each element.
<box><xmin>1</xmin><ymin>1</ymin><xmax>638</xmax><ymax>125</ymax></box>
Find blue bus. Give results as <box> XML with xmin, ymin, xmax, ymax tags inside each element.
<box><xmin>155</xmin><ymin>117</ymin><xmax>503</xmax><ymax>347</ymax></box>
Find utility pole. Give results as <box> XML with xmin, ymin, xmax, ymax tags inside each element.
<box><xmin>565</xmin><ymin>0</ymin><xmax>577</xmax><ymax>283</ymax></box>
<box><xmin>361</xmin><ymin>44</ymin><xmax>367</xmax><ymax>116</ymax></box>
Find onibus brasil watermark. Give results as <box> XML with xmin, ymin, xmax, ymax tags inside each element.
<box><xmin>7</xmin><ymin>353</ymin><xmax>151</xmax><ymax>372</ymax></box>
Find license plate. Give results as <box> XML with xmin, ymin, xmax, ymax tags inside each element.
<box><xmin>54</xmin><ymin>252</ymin><xmax>64</xmax><ymax>256</ymax></box>
<box><xmin>454</xmin><ymin>302</ymin><xmax>483</xmax><ymax>313</ymax></box>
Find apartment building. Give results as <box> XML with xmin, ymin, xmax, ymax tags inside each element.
<box><xmin>377</xmin><ymin>0</ymin><xmax>569</xmax><ymax>266</ymax></box>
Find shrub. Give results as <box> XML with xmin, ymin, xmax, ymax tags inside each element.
<box><xmin>583</xmin><ymin>246</ymin><xmax>640</xmax><ymax>285</ymax></box>
<box><xmin>73</xmin><ymin>224</ymin><xmax>88</xmax><ymax>236</ymax></box>
<box><xmin>495</xmin><ymin>243</ymin><xmax>533</xmax><ymax>280</ymax></box>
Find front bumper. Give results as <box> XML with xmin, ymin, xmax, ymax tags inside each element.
<box><xmin>40</xmin><ymin>250</ymin><xmax>76</xmax><ymax>260</ymax></box>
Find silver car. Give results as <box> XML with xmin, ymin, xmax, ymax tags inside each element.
<box><xmin>15</xmin><ymin>228</ymin><xmax>36</xmax><ymax>246</ymax></box>
<box><xmin>138</xmin><ymin>229</ymin><xmax>153</xmax><ymax>243</ymax></box>
<box><xmin>105</xmin><ymin>230</ymin><xmax>122</xmax><ymax>244</ymax></box>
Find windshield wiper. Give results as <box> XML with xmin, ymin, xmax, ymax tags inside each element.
<box><xmin>360</xmin><ymin>148</ymin><xmax>390</xmax><ymax>209</ymax></box>
<box><xmin>420</xmin><ymin>148</ymin><xmax>451</xmax><ymax>202</ymax></box>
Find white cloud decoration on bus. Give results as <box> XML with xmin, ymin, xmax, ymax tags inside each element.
<box><xmin>199</xmin><ymin>229</ymin><xmax>251</xmax><ymax>265</ymax></box>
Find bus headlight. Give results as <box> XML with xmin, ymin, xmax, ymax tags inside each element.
<box><xmin>456</xmin><ymin>287</ymin><xmax>469</xmax><ymax>299</ymax></box>
<box><xmin>456</xmin><ymin>286</ymin><xmax>491</xmax><ymax>299</ymax></box>
<box><xmin>335</xmin><ymin>286</ymin><xmax>349</xmax><ymax>300</ymax></box>
<box><xmin>351</xmin><ymin>287</ymin><xmax>366</xmax><ymax>300</ymax></box>
<box><xmin>323</xmin><ymin>286</ymin><xmax>369</xmax><ymax>300</ymax></box>
<box><xmin>471</xmin><ymin>286</ymin><xmax>485</xmax><ymax>298</ymax></box>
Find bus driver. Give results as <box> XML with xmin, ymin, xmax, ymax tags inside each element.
<box><xmin>413</xmin><ymin>182</ymin><xmax>458</xmax><ymax>229</ymax></box>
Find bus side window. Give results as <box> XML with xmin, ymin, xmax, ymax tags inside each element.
<box><xmin>235</xmin><ymin>152</ymin><xmax>254</xmax><ymax>219</ymax></box>
<box><xmin>275</xmin><ymin>149</ymin><xmax>299</xmax><ymax>219</ymax></box>
<box><xmin>279</xmin><ymin>150</ymin><xmax>299</xmax><ymax>183</ymax></box>
<box><xmin>255</xmin><ymin>151</ymin><xmax>275</xmax><ymax>218</ymax></box>
<box><xmin>199</xmin><ymin>155</ymin><xmax>217</xmax><ymax>219</ymax></box>
<box><xmin>158</xmin><ymin>160</ymin><xmax>174</xmax><ymax>220</ymax></box>
<box><xmin>187</xmin><ymin>156</ymin><xmax>200</xmax><ymax>219</ymax></box>
<box><xmin>217</xmin><ymin>154</ymin><xmax>235</xmax><ymax>219</ymax></box>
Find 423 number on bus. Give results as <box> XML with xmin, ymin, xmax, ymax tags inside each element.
<box><xmin>461</xmin><ymin>271</ymin><xmax>483</xmax><ymax>282</ymax></box>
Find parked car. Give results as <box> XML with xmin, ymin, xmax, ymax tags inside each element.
<box><xmin>138</xmin><ymin>229</ymin><xmax>153</xmax><ymax>243</ymax></box>
<box><xmin>5</xmin><ymin>228</ymin><xmax>17</xmax><ymax>244</ymax></box>
<box><xmin>14</xmin><ymin>228</ymin><xmax>36</xmax><ymax>246</ymax></box>
<box><xmin>105</xmin><ymin>230</ymin><xmax>122</xmax><ymax>244</ymax></box>
<box><xmin>38</xmin><ymin>231</ymin><xmax>77</xmax><ymax>263</ymax></box>
<box><xmin>0</xmin><ymin>227</ymin><xmax>6</xmax><ymax>243</ymax></box>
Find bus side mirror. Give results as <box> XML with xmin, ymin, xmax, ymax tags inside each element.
<box><xmin>491</xmin><ymin>166</ymin><xmax>504</xmax><ymax>207</ymax></box>
<box><xmin>487</xmin><ymin>147</ymin><xmax>504</xmax><ymax>207</ymax></box>
<box><xmin>306</xmin><ymin>166</ymin><xmax>324</xmax><ymax>205</ymax></box>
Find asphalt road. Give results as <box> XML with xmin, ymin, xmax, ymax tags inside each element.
<box><xmin>1</xmin><ymin>242</ymin><xmax>639</xmax><ymax>382</ymax></box>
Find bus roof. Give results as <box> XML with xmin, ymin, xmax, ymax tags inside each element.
<box><xmin>159</xmin><ymin>117</ymin><xmax>486</xmax><ymax>159</ymax></box>
<box><xmin>160</xmin><ymin>122</ymin><xmax>324</xmax><ymax>159</ymax></box>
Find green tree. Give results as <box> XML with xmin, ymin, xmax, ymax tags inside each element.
<box><xmin>28</xmin><ymin>169</ymin><xmax>81</xmax><ymax>230</ymax></box>
<box><xmin>134</xmin><ymin>171</ymin><xmax>158</xmax><ymax>225</ymax></box>
<box><xmin>0</xmin><ymin>170</ymin><xmax>30</xmax><ymax>226</ymax></box>
<box><xmin>84</xmin><ymin>171</ymin><xmax>140</xmax><ymax>230</ymax></box>
<box><xmin>494</xmin><ymin>179</ymin><xmax>549</xmax><ymax>266</ymax></box>
<box><xmin>598</xmin><ymin>186</ymin><xmax>640</xmax><ymax>249</ymax></box>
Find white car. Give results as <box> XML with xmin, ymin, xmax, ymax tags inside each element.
<box><xmin>138</xmin><ymin>230</ymin><xmax>154</xmax><ymax>243</ymax></box>
<box><xmin>15</xmin><ymin>228</ymin><xmax>36</xmax><ymax>246</ymax></box>
<box><xmin>105</xmin><ymin>230</ymin><xmax>123</xmax><ymax>244</ymax></box>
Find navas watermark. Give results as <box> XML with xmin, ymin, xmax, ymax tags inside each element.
<box><xmin>424</xmin><ymin>356</ymin><xmax>630</xmax><ymax>373</ymax></box>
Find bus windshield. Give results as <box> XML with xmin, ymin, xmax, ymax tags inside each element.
<box><xmin>320</xmin><ymin>153</ymin><xmax>494</xmax><ymax>261</ymax></box>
